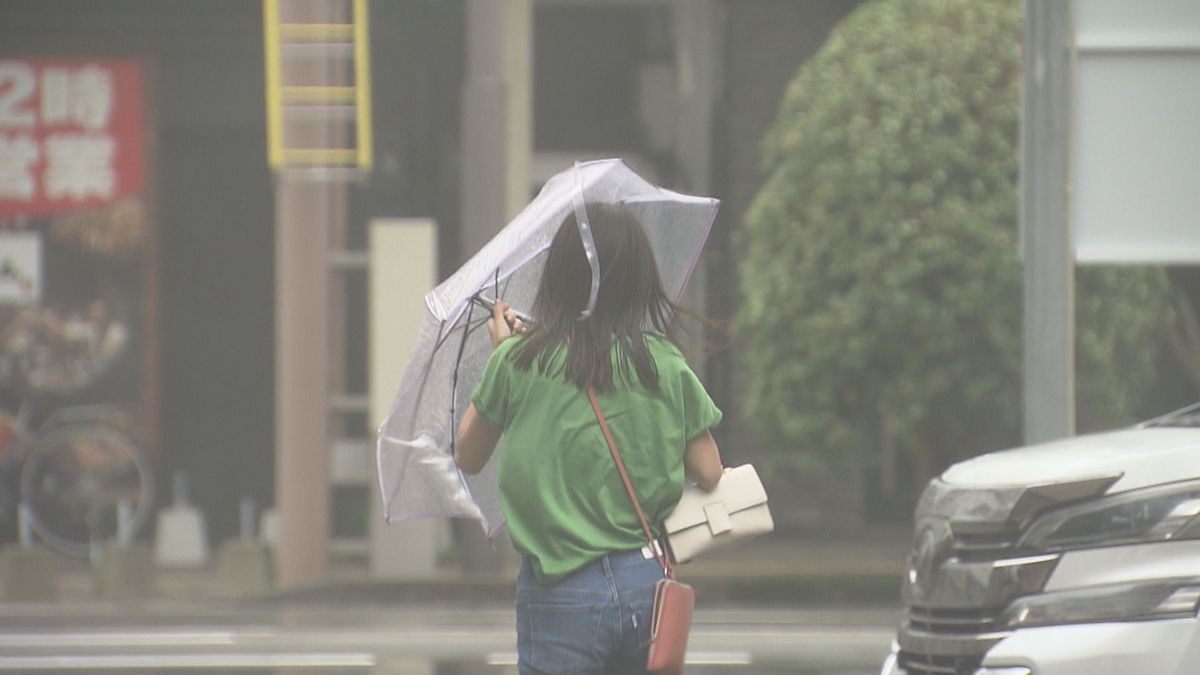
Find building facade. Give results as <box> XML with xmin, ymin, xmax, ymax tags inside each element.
<box><xmin>0</xmin><ymin>0</ymin><xmax>860</xmax><ymax>577</ymax></box>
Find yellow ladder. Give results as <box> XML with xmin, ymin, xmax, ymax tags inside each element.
<box><xmin>263</xmin><ymin>0</ymin><xmax>373</xmax><ymax>171</ymax></box>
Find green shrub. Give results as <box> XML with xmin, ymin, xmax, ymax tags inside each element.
<box><xmin>735</xmin><ymin>0</ymin><xmax>1175</xmax><ymax>483</ymax></box>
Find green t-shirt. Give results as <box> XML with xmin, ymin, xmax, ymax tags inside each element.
<box><xmin>471</xmin><ymin>333</ymin><xmax>722</xmax><ymax>585</ymax></box>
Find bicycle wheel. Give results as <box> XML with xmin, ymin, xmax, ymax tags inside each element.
<box><xmin>0</xmin><ymin>409</ymin><xmax>29</xmax><ymax>537</ymax></box>
<box><xmin>20</xmin><ymin>422</ymin><xmax>154</xmax><ymax>557</ymax></box>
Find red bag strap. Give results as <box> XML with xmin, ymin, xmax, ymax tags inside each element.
<box><xmin>586</xmin><ymin>385</ymin><xmax>674</xmax><ymax>578</ymax></box>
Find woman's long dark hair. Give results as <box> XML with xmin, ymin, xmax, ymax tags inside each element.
<box><xmin>511</xmin><ymin>202</ymin><xmax>675</xmax><ymax>391</ymax></box>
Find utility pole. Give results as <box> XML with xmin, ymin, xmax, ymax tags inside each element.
<box><xmin>265</xmin><ymin>0</ymin><xmax>372</xmax><ymax>585</ymax></box>
<box><xmin>1021</xmin><ymin>0</ymin><xmax>1075</xmax><ymax>443</ymax></box>
<box><xmin>457</xmin><ymin>0</ymin><xmax>531</xmax><ymax>573</ymax></box>
<box><xmin>460</xmin><ymin>0</ymin><xmax>531</xmax><ymax>259</ymax></box>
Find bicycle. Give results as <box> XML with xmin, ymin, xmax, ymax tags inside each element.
<box><xmin>0</xmin><ymin>401</ymin><xmax>154</xmax><ymax>558</ymax></box>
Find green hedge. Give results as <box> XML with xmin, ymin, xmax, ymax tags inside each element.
<box><xmin>735</xmin><ymin>0</ymin><xmax>1175</xmax><ymax>480</ymax></box>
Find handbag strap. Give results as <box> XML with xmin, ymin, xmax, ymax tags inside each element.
<box><xmin>586</xmin><ymin>385</ymin><xmax>674</xmax><ymax>578</ymax></box>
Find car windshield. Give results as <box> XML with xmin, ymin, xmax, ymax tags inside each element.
<box><xmin>1142</xmin><ymin>403</ymin><xmax>1200</xmax><ymax>428</ymax></box>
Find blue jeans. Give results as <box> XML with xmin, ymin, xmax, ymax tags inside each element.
<box><xmin>516</xmin><ymin>547</ymin><xmax>666</xmax><ymax>675</ymax></box>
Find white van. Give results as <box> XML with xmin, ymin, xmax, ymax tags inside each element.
<box><xmin>882</xmin><ymin>405</ymin><xmax>1200</xmax><ymax>674</ymax></box>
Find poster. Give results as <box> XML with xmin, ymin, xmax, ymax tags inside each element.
<box><xmin>0</xmin><ymin>58</ymin><xmax>150</xmax><ymax>441</ymax></box>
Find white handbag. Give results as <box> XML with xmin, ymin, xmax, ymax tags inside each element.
<box><xmin>663</xmin><ymin>463</ymin><xmax>774</xmax><ymax>564</ymax></box>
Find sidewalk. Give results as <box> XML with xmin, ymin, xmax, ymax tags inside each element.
<box><xmin>5</xmin><ymin>526</ymin><xmax>912</xmax><ymax>609</ymax></box>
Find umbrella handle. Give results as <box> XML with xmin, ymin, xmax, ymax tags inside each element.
<box><xmin>470</xmin><ymin>294</ymin><xmax>533</xmax><ymax>325</ymax></box>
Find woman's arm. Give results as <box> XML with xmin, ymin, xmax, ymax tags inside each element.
<box><xmin>456</xmin><ymin>299</ymin><xmax>522</xmax><ymax>474</ymax></box>
<box><xmin>684</xmin><ymin>429</ymin><xmax>723</xmax><ymax>491</ymax></box>
<box><xmin>456</xmin><ymin>403</ymin><xmax>502</xmax><ymax>474</ymax></box>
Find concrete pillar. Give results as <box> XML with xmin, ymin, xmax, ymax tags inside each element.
<box><xmin>270</xmin><ymin>0</ymin><xmax>357</xmax><ymax>587</ymax></box>
<box><xmin>670</xmin><ymin>0</ymin><xmax>723</xmax><ymax>373</ymax></box>
<box><xmin>671</xmin><ymin>0</ymin><xmax>722</xmax><ymax>196</ymax></box>
<box><xmin>460</xmin><ymin>0</ymin><xmax>532</xmax><ymax>259</ymax></box>
<box><xmin>457</xmin><ymin>0</ymin><xmax>531</xmax><ymax>574</ymax></box>
<box><xmin>274</xmin><ymin>178</ymin><xmax>335</xmax><ymax>586</ymax></box>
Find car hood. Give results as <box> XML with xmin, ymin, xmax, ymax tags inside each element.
<box><xmin>941</xmin><ymin>426</ymin><xmax>1200</xmax><ymax>494</ymax></box>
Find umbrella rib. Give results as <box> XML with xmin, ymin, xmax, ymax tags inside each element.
<box><xmin>438</xmin><ymin>243</ymin><xmax>548</xmax><ymax>328</ymax></box>
<box><xmin>432</xmin><ymin>311</ymin><xmax>491</xmax><ymax>353</ymax></box>
<box><xmin>442</xmin><ymin>274</ymin><xmax>514</xmax><ymax>472</ymax></box>
<box><xmin>431</xmin><ymin>272</ymin><xmax>513</xmax><ymax>355</ymax></box>
<box><xmin>447</xmin><ymin>298</ymin><xmax>479</xmax><ymax>461</ymax></box>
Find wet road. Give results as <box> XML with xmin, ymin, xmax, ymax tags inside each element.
<box><xmin>0</xmin><ymin>604</ymin><xmax>897</xmax><ymax>673</ymax></box>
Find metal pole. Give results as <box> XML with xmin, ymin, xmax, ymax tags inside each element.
<box><xmin>457</xmin><ymin>0</ymin><xmax>531</xmax><ymax>573</ymax></box>
<box><xmin>459</xmin><ymin>0</ymin><xmax>531</xmax><ymax>261</ymax></box>
<box><xmin>1022</xmin><ymin>0</ymin><xmax>1075</xmax><ymax>443</ymax></box>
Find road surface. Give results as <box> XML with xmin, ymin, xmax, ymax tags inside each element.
<box><xmin>0</xmin><ymin>603</ymin><xmax>898</xmax><ymax>673</ymax></box>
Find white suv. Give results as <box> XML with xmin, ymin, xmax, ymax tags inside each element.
<box><xmin>882</xmin><ymin>405</ymin><xmax>1200</xmax><ymax>674</ymax></box>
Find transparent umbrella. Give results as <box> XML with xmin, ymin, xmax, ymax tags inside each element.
<box><xmin>376</xmin><ymin>158</ymin><xmax>719</xmax><ymax>536</ymax></box>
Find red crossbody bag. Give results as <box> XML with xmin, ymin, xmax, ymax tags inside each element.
<box><xmin>587</xmin><ymin>386</ymin><xmax>693</xmax><ymax>675</ymax></box>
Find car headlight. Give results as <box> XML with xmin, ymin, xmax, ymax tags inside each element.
<box><xmin>1019</xmin><ymin>481</ymin><xmax>1200</xmax><ymax>551</ymax></box>
<box><xmin>998</xmin><ymin>579</ymin><xmax>1200</xmax><ymax>629</ymax></box>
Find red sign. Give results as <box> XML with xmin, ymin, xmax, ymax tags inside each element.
<box><xmin>0</xmin><ymin>58</ymin><xmax>144</xmax><ymax>217</ymax></box>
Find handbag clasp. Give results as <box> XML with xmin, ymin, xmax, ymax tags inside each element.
<box><xmin>703</xmin><ymin>502</ymin><xmax>733</xmax><ymax>536</ymax></box>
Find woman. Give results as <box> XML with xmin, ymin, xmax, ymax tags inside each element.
<box><xmin>456</xmin><ymin>202</ymin><xmax>724</xmax><ymax>674</ymax></box>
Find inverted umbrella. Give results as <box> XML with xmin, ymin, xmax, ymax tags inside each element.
<box><xmin>376</xmin><ymin>158</ymin><xmax>719</xmax><ymax>536</ymax></box>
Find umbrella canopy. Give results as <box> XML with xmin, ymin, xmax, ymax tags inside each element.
<box><xmin>376</xmin><ymin>158</ymin><xmax>719</xmax><ymax>535</ymax></box>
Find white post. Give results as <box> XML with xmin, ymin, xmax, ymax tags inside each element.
<box><xmin>1022</xmin><ymin>0</ymin><xmax>1075</xmax><ymax>443</ymax></box>
<box><xmin>368</xmin><ymin>218</ymin><xmax>446</xmax><ymax>577</ymax></box>
<box><xmin>17</xmin><ymin>502</ymin><xmax>33</xmax><ymax>548</ymax></box>
<box><xmin>239</xmin><ymin>496</ymin><xmax>256</xmax><ymax>542</ymax></box>
<box><xmin>116</xmin><ymin>498</ymin><xmax>134</xmax><ymax>547</ymax></box>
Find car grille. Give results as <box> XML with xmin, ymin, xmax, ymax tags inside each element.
<box><xmin>895</xmin><ymin>476</ymin><xmax>1118</xmax><ymax>672</ymax></box>
<box><xmin>907</xmin><ymin>606</ymin><xmax>1003</xmax><ymax>635</ymax></box>
<box><xmin>899</xmin><ymin>605</ymin><xmax>1007</xmax><ymax>674</ymax></box>
<box><xmin>897</xmin><ymin>650</ymin><xmax>984</xmax><ymax>675</ymax></box>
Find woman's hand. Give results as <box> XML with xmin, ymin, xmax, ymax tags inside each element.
<box><xmin>487</xmin><ymin>299</ymin><xmax>526</xmax><ymax>350</ymax></box>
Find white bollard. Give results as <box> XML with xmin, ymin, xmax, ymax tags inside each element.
<box><xmin>153</xmin><ymin>472</ymin><xmax>209</xmax><ymax>568</ymax></box>
<box><xmin>239</xmin><ymin>496</ymin><xmax>256</xmax><ymax>542</ymax></box>
<box><xmin>17</xmin><ymin>502</ymin><xmax>33</xmax><ymax>548</ymax></box>
<box><xmin>116</xmin><ymin>498</ymin><xmax>134</xmax><ymax>547</ymax></box>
